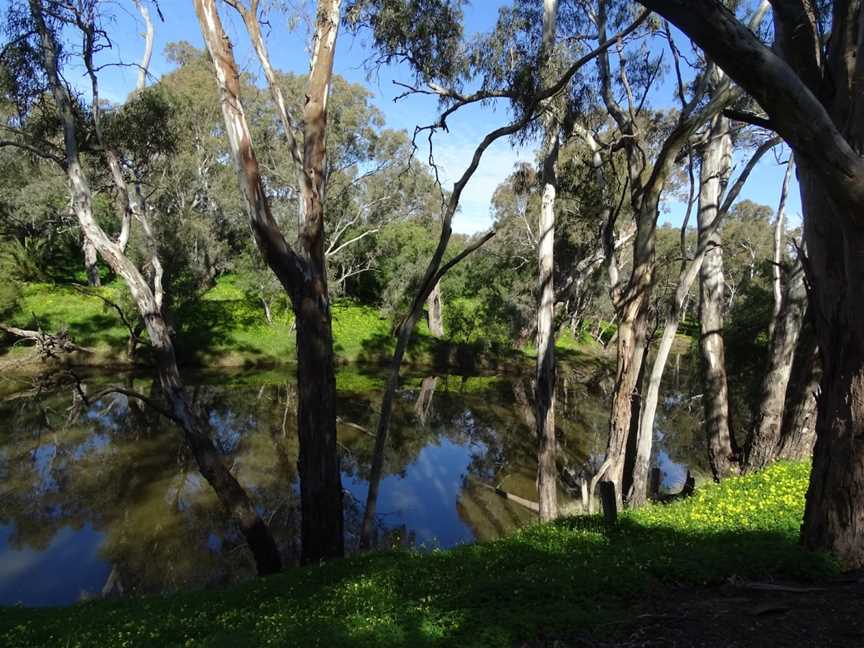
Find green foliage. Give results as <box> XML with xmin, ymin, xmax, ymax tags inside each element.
<box><xmin>6</xmin><ymin>283</ymin><xmax>132</xmax><ymax>349</ymax></box>
<box><xmin>0</xmin><ymin>462</ymin><xmax>833</xmax><ymax>647</ymax></box>
<box><xmin>369</xmin><ymin>221</ymin><xmax>439</xmax><ymax>316</ymax></box>
<box><xmin>443</xmin><ymin>297</ymin><xmax>510</xmax><ymax>350</ymax></box>
<box><xmin>101</xmin><ymin>87</ymin><xmax>179</xmax><ymax>173</ymax></box>
<box><xmin>0</xmin><ymin>238</ymin><xmax>45</xmax><ymax>282</ymax></box>
<box><xmin>724</xmin><ymin>281</ymin><xmax>774</xmax><ymax>430</ymax></box>
<box><xmin>345</xmin><ymin>0</ymin><xmax>466</xmax><ymax>83</ymax></box>
<box><xmin>0</xmin><ymin>280</ymin><xmax>21</xmax><ymax>320</ymax></box>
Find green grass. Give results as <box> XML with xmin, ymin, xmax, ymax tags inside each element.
<box><xmin>2</xmin><ymin>278</ymin><xmax>614</xmax><ymax>371</ymax></box>
<box><xmin>9</xmin><ymin>282</ymin><xmax>131</xmax><ymax>351</ymax></box>
<box><xmin>0</xmin><ymin>462</ymin><xmax>834</xmax><ymax>647</ymax></box>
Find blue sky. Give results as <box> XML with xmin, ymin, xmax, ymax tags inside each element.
<box><xmin>57</xmin><ymin>0</ymin><xmax>799</xmax><ymax>234</ymax></box>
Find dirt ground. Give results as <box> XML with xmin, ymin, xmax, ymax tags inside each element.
<box><xmin>526</xmin><ymin>571</ymin><xmax>864</xmax><ymax>647</ymax></box>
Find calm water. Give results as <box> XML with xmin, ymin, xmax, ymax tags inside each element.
<box><xmin>0</xmin><ymin>364</ymin><xmax>705</xmax><ymax>606</ymax></box>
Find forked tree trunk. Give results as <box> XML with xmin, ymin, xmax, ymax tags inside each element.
<box><xmin>742</xmin><ymin>158</ymin><xmax>800</xmax><ymax>472</ymax></box>
<box><xmin>636</xmin><ymin>0</ymin><xmax>864</xmax><ymax>571</ymax></box>
<box><xmin>743</xmin><ymin>260</ymin><xmax>807</xmax><ymax>472</ymax></box>
<box><xmin>589</xmin><ymin>2</ymin><xmax>758</xmax><ymax>506</ymax></box>
<box><xmin>360</xmin><ymin>0</ymin><xmax>644</xmax><ymax>538</ymax></box>
<box><xmin>194</xmin><ymin>0</ymin><xmax>344</xmax><ymax>564</ymax></box>
<box><xmin>31</xmin><ymin>0</ymin><xmax>281</xmax><ymax>575</ymax></box>
<box><xmin>632</xmin><ymin>137</ymin><xmax>777</xmax><ymax>503</ymax></box>
<box><xmin>426</xmin><ymin>281</ymin><xmax>444</xmax><ymax>338</ymax></box>
<box><xmin>697</xmin><ymin>113</ymin><xmax>738</xmax><ymax>481</ymax></box>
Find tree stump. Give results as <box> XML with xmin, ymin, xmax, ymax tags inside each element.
<box><xmin>649</xmin><ymin>467</ymin><xmax>662</xmax><ymax>501</ymax></box>
<box><xmin>599</xmin><ymin>480</ymin><xmax>617</xmax><ymax>526</ymax></box>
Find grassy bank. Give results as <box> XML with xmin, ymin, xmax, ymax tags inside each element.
<box><xmin>0</xmin><ymin>462</ymin><xmax>834</xmax><ymax>647</ymax></box>
<box><xmin>1</xmin><ymin>278</ymin><xmax>608</xmax><ymax>372</ymax></box>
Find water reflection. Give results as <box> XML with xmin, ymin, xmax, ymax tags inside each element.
<box><xmin>0</xmin><ymin>365</ymin><xmax>704</xmax><ymax>606</ymax></box>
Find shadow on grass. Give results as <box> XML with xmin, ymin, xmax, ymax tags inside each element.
<box><xmin>174</xmin><ymin>298</ymin><xmax>273</xmax><ymax>365</ymax></box>
<box><xmin>0</xmin><ymin>512</ymin><xmax>834</xmax><ymax>647</ymax></box>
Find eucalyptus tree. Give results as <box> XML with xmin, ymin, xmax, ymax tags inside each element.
<box><xmin>194</xmin><ymin>0</ymin><xmax>345</xmax><ymax>563</ymax></box>
<box><xmin>633</xmin><ymin>132</ymin><xmax>780</xmax><ymax>502</ymax></box>
<box><xmin>535</xmin><ymin>0</ymin><xmax>563</xmax><ymax>521</ymax></box>
<box><xmin>351</xmin><ymin>0</ymin><xmax>651</xmax><ymax>546</ymax></box>
<box><xmin>4</xmin><ymin>0</ymin><xmax>282</xmax><ymax>574</ymax></box>
<box><xmin>742</xmin><ymin>160</ymin><xmax>812</xmax><ymax>472</ymax></box>
<box><xmin>696</xmin><ymin>107</ymin><xmax>739</xmax><ymax>480</ymax></box>
<box><xmin>575</xmin><ymin>0</ymin><xmax>770</xmax><ymax>506</ymax></box>
<box><xmin>638</xmin><ymin>0</ymin><xmax>864</xmax><ymax>566</ymax></box>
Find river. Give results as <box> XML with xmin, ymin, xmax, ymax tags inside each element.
<box><xmin>0</xmin><ymin>363</ymin><xmax>705</xmax><ymax>606</ymax></box>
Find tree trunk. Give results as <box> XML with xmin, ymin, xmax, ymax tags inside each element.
<box><xmin>426</xmin><ymin>281</ymin><xmax>444</xmax><ymax>338</ymax></box>
<box><xmin>131</xmin><ymin>0</ymin><xmax>153</xmax><ymax>93</ymax></box>
<box><xmin>594</xmin><ymin>299</ymin><xmax>649</xmax><ymax>509</ymax></box>
<box><xmin>31</xmin><ymin>0</ymin><xmax>281</xmax><ymax>575</ymax></box>
<box><xmin>743</xmin><ymin>260</ymin><xmax>807</xmax><ymax>472</ymax></box>
<box><xmin>697</xmin><ymin>113</ymin><xmax>738</xmax><ymax>481</ymax></box>
<box><xmin>84</xmin><ymin>237</ymin><xmax>100</xmax><ymax>287</ymax></box>
<box><xmin>295</xmin><ymin>285</ymin><xmax>343</xmax><ymax>563</ymax></box>
<box><xmin>798</xmin><ymin>162</ymin><xmax>864</xmax><ymax>567</ymax></box>
<box><xmin>630</xmin><ymin>136</ymin><xmax>777</xmax><ymax>502</ymax></box>
<box><xmin>414</xmin><ymin>376</ymin><xmax>437</xmax><ymax>425</ymax></box>
<box><xmin>194</xmin><ymin>0</ymin><xmax>345</xmax><ymax>564</ymax></box>
<box><xmin>536</xmin><ymin>133</ymin><xmax>559</xmax><ymax>522</ymax></box>
<box><xmin>802</xmin><ymin>306</ymin><xmax>864</xmax><ymax>567</ymax></box>
<box><xmin>636</xmin><ymin>0</ymin><xmax>864</xmax><ymax>570</ymax></box>
<box><xmin>769</xmin><ymin>160</ymin><xmax>794</xmax><ymax>339</ymax></box>
<box><xmin>777</xmin><ymin>327</ymin><xmax>819</xmax><ymax>461</ymax></box>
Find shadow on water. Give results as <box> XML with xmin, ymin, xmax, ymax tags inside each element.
<box><xmin>0</xmin><ymin>362</ymin><xmax>706</xmax><ymax>607</ymax></box>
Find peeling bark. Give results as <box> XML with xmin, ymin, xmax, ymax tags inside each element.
<box><xmin>426</xmin><ymin>281</ymin><xmax>444</xmax><ymax>338</ymax></box>
<box><xmin>194</xmin><ymin>0</ymin><xmax>344</xmax><ymax>564</ymax></box>
<box><xmin>744</xmin><ymin>260</ymin><xmax>807</xmax><ymax>472</ymax></box>
<box><xmin>697</xmin><ymin>112</ymin><xmax>738</xmax><ymax>481</ymax></box>
<box><xmin>640</xmin><ymin>0</ymin><xmax>864</xmax><ymax>564</ymax></box>
<box><xmin>30</xmin><ymin>0</ymin><xmax>281</xmax><ymax>575</ymax></box>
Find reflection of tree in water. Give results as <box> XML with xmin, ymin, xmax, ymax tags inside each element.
<box><xmin>0</xmin><ymin>378</ymin><xmax>301</xmax><ymax>598</ymax></box>
<box><xmin>0</xmin><ymin>365</ymin><xmax>704</xmax><ymax>600</ymax></box>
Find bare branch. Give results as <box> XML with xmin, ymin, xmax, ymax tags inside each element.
<box><xmin>132</xmin><ymin>0</ymin><xmax>154</xmax><ymax>92</ymax></box>
<box><xmin>326</xmin><ymin>228</ymin><xmax>379</xmax><ymax>258</ymax></box>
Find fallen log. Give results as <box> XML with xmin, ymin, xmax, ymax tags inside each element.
<box><xmin>467</xmin><ymin>476</ymin><xmax>540</xmax><ymax>513</ymax></box>
<box><xmin>1</xmin><ymin>322</ymin><xmax>92</xmax><ymax>358</ymax></box>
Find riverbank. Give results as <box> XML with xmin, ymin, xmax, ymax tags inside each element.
<box><xmin>0</xmin><ymin>279</ymin><xmax>613</xmax><ymax>375</ymax></box>
<box><xmin>0</xmin><ymin>462</ymin><xmax>840</xmax><ymax>647</ymax></box>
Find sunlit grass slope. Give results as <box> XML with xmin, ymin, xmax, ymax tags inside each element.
<box><xmin>3</xmin><ymin>277</ymin><xmax>611</xmax><ymax>370</ymax></box>
<box><xmin>0</xmin><ymin>461</ymin><xmax>834</xmax><ymax>647</ymax></box>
